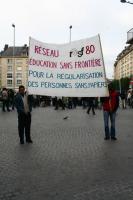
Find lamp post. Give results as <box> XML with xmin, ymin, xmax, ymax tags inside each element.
<box><xmin>120</xmin><ymin>0</ymin><xmax>133</xmax><ymax>4</ymax></box>
<box><xmin>69</xmin><ymin>25</ymin><xmax>72</xmax><ymax>43</ymax></box>
<box><xmin>12</xmin><ymin>23</ymin><xmax>15</xmax><ymax>90</ymax></box>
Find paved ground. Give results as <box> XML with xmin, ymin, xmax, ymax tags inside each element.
<box><xmin>0</xmin><ymin>106</ymin><xmax>133</xmax><ymax>200</ymax></box>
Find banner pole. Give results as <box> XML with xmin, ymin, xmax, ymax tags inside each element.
<box><xmin>69</xmin><ymin>25</ymin><xmax>72</xmax><ymax>43</ymax></box>
<box><xmin>26</xmin><ymin>37</ymin><xmax>31</xmax><ymax>93</ymax></box>
<box><xmin>98</xmin><ymin>34</ymin><xmax>109</xmax><ymax>96</ymax></box>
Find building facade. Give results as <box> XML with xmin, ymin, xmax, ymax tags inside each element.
<box><xmin>0</xmin><ymin>45</ymin><xmax>28</xmax><ymax>90</ymax></box>
<box><xmin>114</xmin><ymin>28</ymin><xmax>133</xmax><ymax>80</ymax></box>
<box><xmin>114</xmin><ymin>44</ymin><xmax>133</xmax><ymax>80</ymax></box>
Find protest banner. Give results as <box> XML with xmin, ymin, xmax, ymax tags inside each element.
<box><xmin>28</xmin><ymin>35</ymin><xmax>108</xmax><ymax>97</ymax></box>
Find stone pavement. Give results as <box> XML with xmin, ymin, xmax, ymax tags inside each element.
<box><xmin>0</xmin><ymin>107</ymin><xmax>133</xmax><ymax>200</ymax></box>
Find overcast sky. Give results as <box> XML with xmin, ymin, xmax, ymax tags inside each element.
<box><xmin>0</xmin><ymin>0</ymin><xmax>133</xmax><ymax>78</ymax></box>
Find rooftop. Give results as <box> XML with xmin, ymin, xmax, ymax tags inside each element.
<box><xmin>0</xmin><ymin>45</ymin><xmax>28</xmax><ymax>57</ymax></box>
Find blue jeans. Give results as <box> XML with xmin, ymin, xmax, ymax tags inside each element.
<box><xmin>103</xmin><ymin>111</ymin><xmax>116</xmax><ymax>138</ymax></box>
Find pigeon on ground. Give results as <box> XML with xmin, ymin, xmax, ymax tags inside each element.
<box><xmin>63</xmin><ymin>116</ymin><xmax>69</xmax><ymax>120</ymax></box>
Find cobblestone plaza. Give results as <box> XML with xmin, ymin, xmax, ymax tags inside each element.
<box><xmin>0</xmin><ymin>107</ymin><xmax>133</xmax><ymax>200</ymax></box>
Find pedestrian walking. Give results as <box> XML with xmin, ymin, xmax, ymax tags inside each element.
<box><xmin>2</xmin><ymin>88</ymin><xmax>10</xmax><ymax>112</ymax></box>
<box><xmin>120</xmin><ymin>90</ymin><xmax>126</xmax><ymax>109</ymax></box>
<box><xmin>101</xmin><ymin>84</ymin><xmax>119</xmax><ymax>140</ymax></box>
<box><xmin>8</xmin><ymin>89</ymin><xmax>15</xmax><ymax>110</ymax></box>
<box><xmin>55</xmin><ymin>97</ymin><xmax>65</xmax><ymax>110</ymax></box>
<box><xmin>127</xmin><ymin>91</ymin><xmax>131</xmax><ymax>107</ymax></box>
<box><xmin>15</xmin><ymin>85</ymin><xmax>33</xmax><ymax>144</ymax></box>
<box><xmin>68</xmin><ymin>97</ymin><xmax>73</xmax><ymax>109</ymax></box>
<box><xmin>86</xmin><ymin>97</ymin><xmax>96</xmax><ymax>115</ymax></box>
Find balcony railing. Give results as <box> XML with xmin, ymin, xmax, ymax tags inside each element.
<box><xmin>127</xmin><ymin>28</ymin><xmax>133</xmax><ymax>44</ymax></box>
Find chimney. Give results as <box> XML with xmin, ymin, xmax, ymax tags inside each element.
<box><xmin>4</xmin><ymin>44</ymin><xmax>8</xmax><ymax>51</ymax></box>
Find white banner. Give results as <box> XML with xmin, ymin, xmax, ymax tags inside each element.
<box><xmin>28</xmin><ymin>35</ymin><xmax>108</xmax><ymax>97</ymax></box>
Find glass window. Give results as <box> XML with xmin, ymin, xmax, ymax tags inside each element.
<box><xmin>7</xmin><ymin>66</ymin><xmax>12</xmax><ymax>71</ymax></box>
<box><xmin>16</xmin><ymin>59</ymin><xmax>23</xmax><ymax>65</ymax></box>
<box><xmin>7</xmin><ymin>59</ymin><xmax>12</xmax><ymax>64</ymax></box>
<box><xmin>17</xmin><ymin>66</ymin><xmax>22</xmax><ymax>71</ymax></box>
<box><xmin>7</xmin><ymin>73</ymin><xmax>13</xmax><ymax>78</ymax></box>
<box><xmin>16</xmin><ymin>80</ymin><xmax>22</xmax><ymax>85</ymax></box>
<box><xmin>16</xmin><ymin>59</ymin><xmax>22</xmax><ymax>62</ymax></box>
<box><xmin>16</xmin><ymin>73</ymin><xmax>22</xmax><ymax>78</ymax></box>
<box><xmin>7</xmin><ymin>79</ymin><xmax>13</xmax><ymax>86</ymax></box>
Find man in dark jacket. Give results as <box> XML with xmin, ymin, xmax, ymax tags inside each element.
<box><xmin>101</xmin><ymin>84</ymin><xmax>119</xmax><ymax>140</ymax></box>
<box><xmin>15</xmin><ymin>85</ymin><xmax>33</xmax><ymax>144</ymax></box>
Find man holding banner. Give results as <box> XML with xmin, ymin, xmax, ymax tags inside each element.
<box><xmin>15</xmin><ymin>85</ymin><xmax>33</xmax><ymax>144</ymax></box>
<box><xmin>27</xmin><ymin>35</ymin><xmax>112</xmax><ymax>140</ymax></box>
<box><xmin>101</xmin><ymin>83</ymin><xmax>119</xmax><ymax>140</ymax></box>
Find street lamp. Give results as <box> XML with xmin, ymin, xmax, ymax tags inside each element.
<box><xmin>69</xmin><ymin>25</ymin><xmax>72</xmax><ymax>43</ymax></box>
<box><xmin>12</xmin><ymin>23</ymin><xmax>15</xmax><ymax>90</ymax></box>
<box><xmin>120</xmin><ymin>0</ymin><xmax>133</xmax><ymax>4</ymax></box>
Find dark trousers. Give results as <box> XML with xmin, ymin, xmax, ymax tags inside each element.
<box><xmin>2</xmin><ymin>100</ymin><xmax>10</xmax><ymax>111</ymax></box>
<box><xmin>87</xmin><ymin>105</ymin><xmax>95</xmax><ymax>114</ymax></box>
<box><xmin>55</xmin><ymin>99</ymin><xmax>65</xmax><ymax>110</ymax></box>
<box><xmin>18</xmin><ymin>112</ymin><xmax>31</xmax><ymax>142</ymax></box>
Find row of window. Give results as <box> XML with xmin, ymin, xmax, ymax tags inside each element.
<box><xmin>7</xmin><ymin>59</ymin><xmax>28</xmax><ymax>65</ymax></box>
<box><xmin>7</xmin><ymin>73</ymin><xmax>22</xmax><ymax>78</ymax></box>
<box><xmin>7</xmin><ymin>66</ymin><xmax>23</xmax><ymax>71</ymax></box>
<box><xmin>7</xmin><ymin>79</ymin><xmax>22</xmax><ymax>86</ymax></box>
<box><xmin>7</xmin><ymin>59</ymin><xmax>23</xmax><ymax>64</ymax></box>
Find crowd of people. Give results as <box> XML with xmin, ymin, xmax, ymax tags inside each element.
<box><xmin>0</xmin><ymin>85</ymin><xmax>133</xmax><ymax>144</ymax></box>
<box><xmin>1</xmin><ymin>88</ymin><xmax>133</xmax><ymax>112</ymax></box>
<box><xmin>0</xmin><ymin>88</ymin><xmax>15</xmax><ymax>112</ymax></box>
